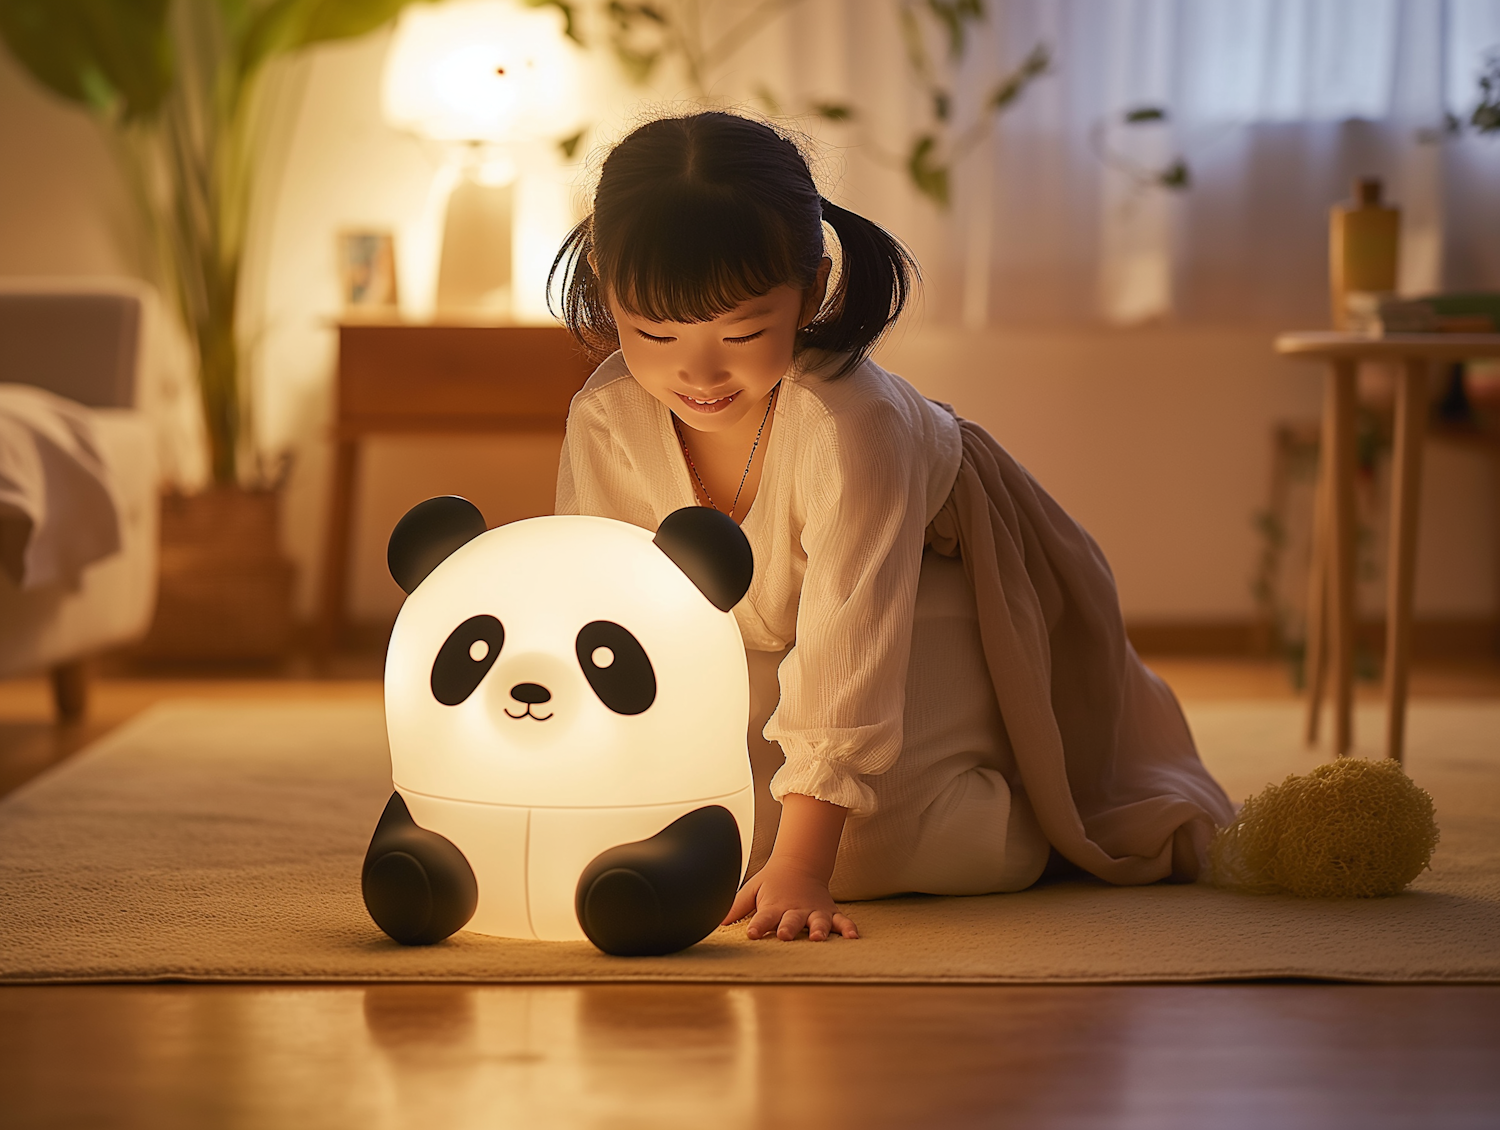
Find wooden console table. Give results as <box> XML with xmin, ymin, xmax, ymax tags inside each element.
<box><xmin>1275</xmin><ymin>331</ymin><xmax>1500</xmax><ymax>762</ymax></box>
<box><xmin>317</xmin><ymin>323</ymin><xmax>596</xmax><ymax>652</ymax></box>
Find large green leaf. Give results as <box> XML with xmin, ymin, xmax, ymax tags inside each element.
<box><xmin>236</xmin><ymin>0</ymin><xmax>313</xmax><ymax>80</ymax></box>
<box><xmin>237</xmin><ymin>0</ymin><xmax>438</xmax><ymax>81</ymax></box>
<box><xmin>0</xmin><ymin>0</ymin><xmax>173</xmax><ymax>120</ymax></box>
<box><xmin>298</xmin><ymin>0</ymin><xmax>433</xmax><ymax>44</ymax></box>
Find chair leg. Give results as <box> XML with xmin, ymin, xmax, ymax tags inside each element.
<box><xmin>50</xmin><ymin>660</ymin><xmax>88</xmax><ymax>723</ymax></box>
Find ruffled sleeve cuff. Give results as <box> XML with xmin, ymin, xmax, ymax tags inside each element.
<box><xmin>769</xmin><ymin>757</ymin><xmax>878</xmax><ymax>818</ymax></box>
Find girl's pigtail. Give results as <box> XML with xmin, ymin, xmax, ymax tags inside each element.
<box><xmin>549</xmin><ymin>219</ymin><xmax>619</xmax><ymax>357</ymax></box>
<box><xmin>803</xmin><ymin>197</ymin><xmax>919</xmax><ymax>376</ymax></box>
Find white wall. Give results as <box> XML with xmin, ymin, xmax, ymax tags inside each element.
<box><xmin>1</xmin><ymin>38</ymin><xmax>1493</xmax><ymax>628</ymax></box>
<box><xmin>0</xmin><ymin>47</ymin><xmax>131</xmax><ymax>279</ymax></box>
<box><xmin>250</xmin><ymin>32</ymin><xmax>440</xmax><ymax>624</ymax></box>
<box><xmin>876</xmin><ymin>326</ymin><xmax>1496</xmax><ymax>622</ymax></box>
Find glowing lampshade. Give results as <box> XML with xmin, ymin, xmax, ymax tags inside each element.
<box><xmin>379</xmin><ymin>0</ymin><xmax>585</xmax><ymax>319</ymax></box>
<box><xmin>364</xmin><ymin>498</ymin><xmax>755</xmax><ymax>956</ymax></box>
<box><xmin>382</xmin><ymin>0</ymin><xmax>584</xmax><ymax>143</ymax></box>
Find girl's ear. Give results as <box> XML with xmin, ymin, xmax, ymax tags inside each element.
<box><xmin>800</xmin><ymin>256</ymin><xmax>833</xmax><ymax>327</ymax></box>
<box><xmin>653</xmin><ymin>507</ymin><xmax>754</xmax><ymax>611</ymax></box>
<box><xmin>388</xmin><ymin>496</ymin><xmax>487</xmax><ymax>594</ymax></box>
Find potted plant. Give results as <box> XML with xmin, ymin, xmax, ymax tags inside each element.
<box><xmin>0</xmin><ymin>0</ymin><xmax>437</xmax><ymax>660</ymax></box>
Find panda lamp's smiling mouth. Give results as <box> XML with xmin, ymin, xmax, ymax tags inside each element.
<box><xmin>505</xmin><ymin>681</ymin><xmax>554</xmax><ymax>721</ymax></box>
<box><xmin>504</xmin><ymin>705</ymin><xmax>553</xmax><ymax>722</ymax></box>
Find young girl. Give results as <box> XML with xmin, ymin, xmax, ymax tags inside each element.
<box><xmin>552</xmin><ymin>111</ymin><xmax>1233</xmax><ymax>944</ymax></box>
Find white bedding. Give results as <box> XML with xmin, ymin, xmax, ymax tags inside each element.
<box><xmin>0</xmin><ymin>386</ymin><xmax>157</xmax><ymax>677</ymax></box>
<box><xmin>0</xmin><ymin>383</ymin><xmax>121</xmax><ymax>589</ymax></box>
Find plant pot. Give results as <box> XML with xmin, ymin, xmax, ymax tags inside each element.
<box><xmin>136</xmin><ymin>486</ymin><xmax>296</xmax><ymax>662</ymax></box>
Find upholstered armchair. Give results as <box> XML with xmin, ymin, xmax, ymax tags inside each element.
<box><xmin>0</xmin><ymin>284</ymin><xmax>160</xmax><ymax>719</ymax></box>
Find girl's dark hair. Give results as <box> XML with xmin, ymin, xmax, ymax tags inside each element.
<box><xmin>549</xmin><ymin>112</ymin><xmax>917</xmax><ymax>378</ymax></box>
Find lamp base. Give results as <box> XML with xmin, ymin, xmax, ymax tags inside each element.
<box><xmin>434</xmin><ymin>172</ymin><xmax>513</xmax><ymax>318</ymax></box>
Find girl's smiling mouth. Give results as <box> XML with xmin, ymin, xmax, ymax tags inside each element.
<box><xmin>676</xmin><ymin>391</ymin><xmax>739</xmax><ymax>413</ymax></box>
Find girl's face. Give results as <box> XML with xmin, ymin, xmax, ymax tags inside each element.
<box><xmin>608</xmin><ymin>260</ymin><xmax>830</xmax><ymax>435</ymax></box>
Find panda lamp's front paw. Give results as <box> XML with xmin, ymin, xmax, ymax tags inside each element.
<box><xmin>362</xmin><ymin>792</ymin><xmax>478</xmax><ymax>945</ymax></box>
<box><xmin>575</xmin><ymin>805</ymin><xmax>742</xmax><ymax>957</ymax></box>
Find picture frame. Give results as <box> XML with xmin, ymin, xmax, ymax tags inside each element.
<box><xmin>337</xmin><ymin>229</ymin><xmax>399</xmax><ymax>312</ymax></box>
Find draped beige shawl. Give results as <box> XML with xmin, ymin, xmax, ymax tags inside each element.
<box><xmin>926</xmin><ymin>420</ymin><xmax>1236</xmax><ymax>884</ymax></box>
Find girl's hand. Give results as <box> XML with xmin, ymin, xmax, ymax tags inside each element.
<box><xmin>721</xmin><ymin>793</ymin><xmax>859</xmax><ymax>941</ymax></box>
<box><xmin>723</xmin><ymin>860</ymin><xmax>860</xmax><ymax>941</ymax></box>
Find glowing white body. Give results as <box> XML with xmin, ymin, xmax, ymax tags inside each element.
<box><xmin>384</xmin><ymin>515</ymin><xmax>754</xmax><ymax>941</ymax></box>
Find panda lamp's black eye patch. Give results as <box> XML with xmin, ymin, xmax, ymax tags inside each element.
<box><xmin>432</xmin><ymin>615</ymin><xmax>505</xmax><ymax>706</ymax></box>
<box><xmin>576</xmin><ymin>621</ymin><xmax>655</xmax><ymax>715</ymax></box>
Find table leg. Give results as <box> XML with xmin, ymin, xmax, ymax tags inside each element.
<box><xmin>1384</xmin><ymin>359</ymin><xmax>1428</xmax><ymax>763</ymax></box>
<box><xmin>1303</xmin><ymin>466</ymin><xmax>1329</xmax><ymax>745</ymax></box>
<box><xmin>1326</xmin><ymin>360</ymin><xmax>1358</xmax><ymax>756</ymax></box>
<box><xmin>316</xmin><ymin>437</ymin><xmax>361</xmax><ymax>657</ymax></box>
<box><xmin>1493</xmin><ymin>436</ymin><xmax>1500</xmax><ymax>658</ymax></box>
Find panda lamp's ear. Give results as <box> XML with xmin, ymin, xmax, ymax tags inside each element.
<box><xmin>388</xmin><ymin>496</ymin><xmax>487</xmax><ymax>594</ymax></box>
<box><xmin>653</xmin><ymin>507</ymin><xmax>753</xmax><ymax>612</ymax></box>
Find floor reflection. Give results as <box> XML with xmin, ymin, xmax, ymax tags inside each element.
<box><xmin>361</xmin><ymin>984</ymin><xmax>758</xmax><ymax>1129</ymax></box>
<box><xmin>3</xmin><ymin>984</ymin><xmax>1497</xmax><ymax>1127</ymax></box>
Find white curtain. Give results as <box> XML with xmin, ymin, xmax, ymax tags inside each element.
<box><xmin>625</xmin><ymin>0</ymin><xmax>1500</xmax><ymax>327</ymax></box>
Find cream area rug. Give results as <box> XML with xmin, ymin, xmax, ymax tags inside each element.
<box><xmin>0</xmin><ymin>699</ymin><xmax>1495</xmax><ymax>984</ymax></box>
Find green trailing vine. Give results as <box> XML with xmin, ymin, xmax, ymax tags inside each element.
<box><xmin>890</xmin><ymin>1</ymin><xmax>1051</xmax><ymax>206</ymax></box>
<box><xmin>1414</xmin><ymin>45</ymin><xmax>1499</xmax><ymax>143</ymax></box>
<box><xmin>551</xmin><ymin>0</ymin><xmax>1052</xmax><ymax>208</ymax></box>
<box><xmin>1472</xmin><ymin>50</ymin><xmax>1500</xmax><ymax>133</ymax></box>
<box><xmin>1091</xmin><ymin>105</ymin><xmax>1192</xmax><ymax>193</ymax></box>
<box><xmin>1250</xmin><ymin>413</ymin><xmax>1390</xmax><ymax>688</ymax></box>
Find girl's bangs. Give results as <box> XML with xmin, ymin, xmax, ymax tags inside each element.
<box><xmin>599</xmin><ymin>197</ymin><xmax>808</xmax><ymax>324</ymax></box>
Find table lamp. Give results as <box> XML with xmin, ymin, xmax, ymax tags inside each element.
<box><xmin>382</xmin><ymin>0</ymin><xmax>584</xmax><ymax>320</ymax></box>
<box><xmin>362</xmin><ymin>498</ymin><xmax>756</xmax><ymax>956</ymax></box>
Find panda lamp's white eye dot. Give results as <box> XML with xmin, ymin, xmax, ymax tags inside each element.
<box><xmin>591</xmin><ymin>646</ymin><xmax>615</xmax><ymax>668</ymax></box>
<box><xmin>469</xmin><ymin>639</ymin><xmax>490</xmax><ymax>663</ymax></box>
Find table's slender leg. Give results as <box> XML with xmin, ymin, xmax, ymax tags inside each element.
<box><xmin>1327</xmin><ymin>360</ymin><xmax>1358</xmax><ymax>756</ymax></box>
<box><xmin>1384</xmin><ymin>358</ymin><xmax>1428</xmax><ymax>763</ymax></box>
<box><xmin>1493</xmin><ymin>435</ymin><xmax>1500</xmax><ymax>658</ymax></box>
<box><xmin>1303</xmin><ymin>466</ymin><xmax>1329</xmax><ymax>746</ymax></box>
<box><xmin>316</xmin><ymin>436</ymin><xmax>361</xmax><ymax>658</ymax></box>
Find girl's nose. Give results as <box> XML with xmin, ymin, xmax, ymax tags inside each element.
<box><xmin>678</xmin><ymin>354</ymin><xmax>731</xmax><ymax>390</ymax></box>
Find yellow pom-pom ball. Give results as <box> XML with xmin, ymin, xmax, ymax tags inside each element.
<box><xmin>1210</xmin><ymin>757</ymin><xmax>1439</xmax><ymax>898</ymax></box>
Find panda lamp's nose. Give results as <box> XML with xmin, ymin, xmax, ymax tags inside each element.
<box><xmin>510</xmin><ymin>683</ymin><xmax>552</xmax><ymax>705</ymax></box>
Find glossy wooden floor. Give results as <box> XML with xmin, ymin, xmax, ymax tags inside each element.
<box><xmin>3</xmin><ymin>983</ymin><xmax>1497</xmax><ymax>1129</ymax></box>
<box><xmin>2</xmin><ymin>656</ymin><xmax>1499</xmax><ymax>1129</ymax></box>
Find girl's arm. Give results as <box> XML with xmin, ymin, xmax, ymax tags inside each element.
<box><xmin>721</xmin><ymin>793</ymin><xmax>859</xmax><ymax>941</ymax></box>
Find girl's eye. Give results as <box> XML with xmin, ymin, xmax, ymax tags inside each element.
<box><xmin>725</xmin><ymin>330</ymin><xmax>765</xmax><ymax>345</ymax></box>
<box><xmin>635</xmin><ymin>329</ymin><xmax>675</xmax><ymax>344</ymax></box>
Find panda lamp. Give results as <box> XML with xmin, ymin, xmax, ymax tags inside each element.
<box><xmin>362</xmin><ymin>497</ymin><xmax>756</xmax><ymax>957</ymax></box>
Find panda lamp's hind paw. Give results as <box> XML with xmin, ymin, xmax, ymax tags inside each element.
<box><xmin>575</xmin><ymin>805</ymin><xmax>742</xmax><ymax>957</ymax></box>
<box><xmin>362</xmin><ymin>792</ymin><xmax>478</xmax><ymax>945</ymax></box>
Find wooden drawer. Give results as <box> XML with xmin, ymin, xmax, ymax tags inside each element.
<box><xmin>337</xmin><ymin>323</ymin><xmax>598</xmax><ymax>431</ymax></box>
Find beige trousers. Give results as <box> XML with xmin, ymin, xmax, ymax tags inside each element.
<box><xmin>746</xmin><ymin>549</ymin><xmax>1051</xmax><ymax>901</ymax></box>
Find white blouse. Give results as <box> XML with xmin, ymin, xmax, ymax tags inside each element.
<box><xmin>555</xmin><ymin>351</ymin><xmax>963</xmax><ymax>816</ymax></box>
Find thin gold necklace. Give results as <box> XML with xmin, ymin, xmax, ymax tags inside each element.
<box><xmin>672</xmin><ymin>382</ymin><xmax>780</xmax><ymax>519</ymax></box>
